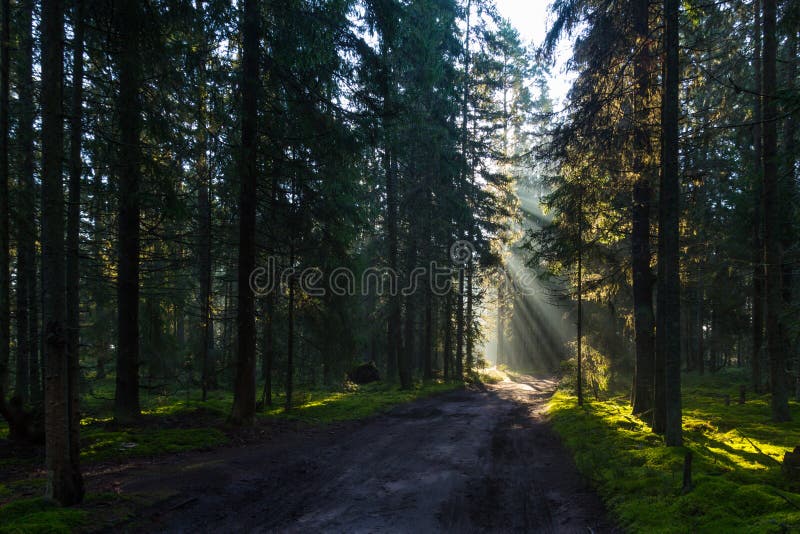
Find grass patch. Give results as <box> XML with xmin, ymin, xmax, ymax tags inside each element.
<box><xmin>261</xmin><ymin>380</ymin><xmax>462</xmax><ymax>423</ymax></box>
<box><xmin>79</xmin><ymin>380</ymin><xmax>463</xmax><ymax>461</ymax></box>
<box><xmin>549</xmin><ymin>369</ymin><xmax>800</xmax><ymax>533</ymax></box>
<box><xmin>80</xmin><ymin>379</ymin><xmax>462</xmax><ymax>430</ymax></box>
<box><xmin>474</xmin><ymin>367</ymin><xmax>508</xmax><ymax>384</ymax></box>
<box><xmin>77</xmin><ymin>387</ymin><xmax>234</xmax><ymax>463</ymax></box>
<box><xmin>0</xmin><ymin>479</ymin><xmax>45</xmax><ymax>505</ymax></box>
<box><xmin>81</xmin><ymin>427</ymin><xmax>228</xmax><ymax>463</ymax></box>
<box><xmin>81</xmin><ymin>380</ymin><xmax>233</xmax><ymax>420</ymax></box>
<box><xmin>0</xmin><ymin>498</ymin><xmax>88</xmax><ymax>533</ymax></box>
<box><xmin>0</xmin><ymin>493</ymin><xmax>144</xmax><ymax>533</ymax></box>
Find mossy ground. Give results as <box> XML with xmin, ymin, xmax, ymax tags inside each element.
<box><xmin>549</xmin><ymin>368</ymin><xmax>800</xmax><ymax>533</ymax></box>
<box><xmin>260</xmin><ymin>380</ymin><xmax>462</xmax><ymax>422</ymax></box>
<box><xmin>0</xmin><ymin>492</ymin><xmax>143</xmax><ymax>534</ymax></box>
<box><xmin>0</xmin><ymin>378</ymin><xmax>462</xmax><ymax>531</ymax></box>
<box><xmin>0</xmin><ymin>498</ymin><xmax>88</xmax><ymax>534</ymax></box>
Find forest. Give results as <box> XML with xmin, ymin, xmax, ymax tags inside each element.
<box><xmin>0</xmin><ymin>0</ymin><xmax>798</xmax><ymax>532</ymax></box>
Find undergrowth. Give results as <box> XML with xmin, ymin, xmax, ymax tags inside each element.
<box><xmin>0</xmin><ymin>498</ymin><xmax>88</xmax><ymax>533</ymax></box>
<box><xmin>549</xmin><ymin>368</ymin><xmax>800</xmax><ymax>533</ymax></box>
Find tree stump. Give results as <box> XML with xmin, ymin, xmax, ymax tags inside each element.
<box><xmin>682</xmin><ymin>450</ymin><xmax>693</xmax><ymax>493</ymax></box>
<box><xmin>739</xmin><ymin>385</ymin><xmax>746</xmax><ymax>404</ymax></box>
<box><xmin>782</xmin><ymin>446</ymin><xmax>800</xmax><ymax>482</ymax></box>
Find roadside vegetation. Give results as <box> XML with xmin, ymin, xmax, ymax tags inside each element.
<box><xmin>549</xmin><ymin>368</ymin><xmax>800</xmax><ymax>533</ymax></box>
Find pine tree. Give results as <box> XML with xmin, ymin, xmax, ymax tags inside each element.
<box><xmin>13</xmin><ymin>0</ymin><xmax>36</xmax><ymax>404</ymax></box>
<box><xmin>66</xmin><ymin>0</ymin><xmax>86</xmax><ymax>420</ymax></box>
<box><xmin>114</xmin><ymin>0</ymin><xmax>144</xmax><ymax>423</ymax></box>
<box><xmin>0</xmin><ymin>0</ymin><xmax>9</xmax><ymax>398</ymax></box>
<box><xmin>630</xmin><ymin>0</ymin><xmax>656</xmax><ymax>417</ymax></box>
<box><xmin>762</xmin><ymin>0</ymin><xmax>790</xmax><ymax>422</ymax></box>
<box><xmin>661</xmin><ymin>0</ymin><xmax>683</xmax><ymax>446</ymax></box>
<box><xmin>230</xmin><ymin>0</ymin><xmax>260</xmax><ymax>425</ymax></box>
<box><xmin>42</xmin><ymin>0</ymin><xmax>83</xmax><ymax>505</ymax></box>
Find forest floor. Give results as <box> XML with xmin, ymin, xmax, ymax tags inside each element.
<box><xmin>70</xmin><ymin>374</ymin><xmax>615</xmax><ymax>532</ymax></box>
<box><xmin>549</xmin><ymin>368</ymin><xmax>800</xmax><ymax>532</ymax></box>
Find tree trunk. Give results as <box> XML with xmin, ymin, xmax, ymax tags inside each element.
<box><xmin>175</xmin><ymin>310</ymin><xmax>185</xmax><ymax>347</ymax></box>
<box><xmin>14</xmin><ymin>0</ymin><xmax>35</xmax><ymax>405</ymax></box>
<box><xmin>285</xmin><ymin>244</ymin><xmax>295</xmax><ymax>412</ymax></box>
<box><xmin>465</xmin><ymin>264</ymin><xmax>474</xmax><ymax>373</ymax></box>
<box><xmin>230</xmin><ymin>0</ymin><xmax>259</xmax><ymax>425</ymax></box>
<box><xmin>91</xmin><ymin>165</ymin><xmax>107</xmax><ymax>381</ymax></box>
<box><xmin>660</xmin><ymin>0</ymin><xmax>683</xmax><ymax>445</ymax></box>
<box><xmin>66</xmin><ymin>0</ymin><xmax>85</xmax><ymax>415</ymax></box>
<box><xmin>697</xmin><ymin>274</ymin><xmax>705</xmax><ymax>375</ymax></box>
<box><xmin>456</xmin><ymin>0</ymin><xmax>471</xmax><ymax>381</ymax></box>
<box><xmin>455</xmin><ymin>267</ymin><xmax>465</xmax><ymax>379</ymax></box>
<box><xmin>114</xmin><ymin>0</ymin><xmax>143</xmax><ymax>423</ymax></box>
<box><xmin>708</xmin><ymin>305</ymin><xmax>716</xmax><ymax>372</ymax></box>
<box><xmin>42</xmin><ymin>0</ymin><xmax>83</xmax><ymax>504</ymax></box>
<box><xmin>384</xmin><ymin>98</ymin><xmax>401</xmax><ymax>385</ymax></box>
<box><xmin>577</xmin><ymin>193</ymin><xmax>583</xmax><ymax>408</ymax></box>
<box><xmin>780</xmin><ymin>25</ymin><xmax>797</xmax><ymax>388</ymax></box>
<box><xmin>424</xmin><ymin>282</ymin><xmax>433</xmax><ymax>380</ymax></box>
<box><xmin>630</xmin><ymin>0</ymin><xmax>656</xmax><ymax>417</ymax></box>
<box><xmin>401</xmin><ymin>232</ymin><xmax>416</xmax><ymax>388</ymax></box>
<box><xmin>222</xmin><ymin>278</ymin><xmax>231</xmax><ymax>374</ymax></box>
<box><xmin>30</xmin><ymin>249</ymin><xmax>40</xmax><ymax>401</ymax></box>
<box><xmin>751</xmin><ymin>0</ymin><xmax>764</xmax><ymax>394</ymax></box>
<box><xmin>762</xmin><ymin>0</ymin><xmax>790</xmax><ymax>421</ymax></box>
<box><xmin>0</xmin><ymin>0</ymin><xmax>9</xmax><ymax>397</ymax></box>
<box><xmin>261</xmin><ymin>293</ymin><xmax>273</xmax><ymax>406</ymax></box>
<box><xmin>423</xmin><ymin>187</ymin><xmax>433</xmax><ymax>380</ymax></box>
<box><xmin>196</xmin><ymin>0</ymin><xmax>214</xmax><ymax>403</ymax></box>
<box><xmin>496</xmin><ymin>274</ymin><xmax>505</xmax><ymax>366</ymax></box>
<box><xmin>443</xmin><ymin>292</ymin><xmax>452</xmax><ymax>380</ymax></box>
<box><xmin>683</xmin><ymin>286</ymin><xmax>692</xmax><ymax>371</ymax></box>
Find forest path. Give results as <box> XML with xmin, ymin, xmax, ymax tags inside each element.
<box><xmin>96</xmin><ymin>376</ymin><xmax>616</xmax><ymax>533</ymax></box>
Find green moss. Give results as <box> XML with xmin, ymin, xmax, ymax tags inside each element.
<box><xmin>137</xmin><ymin>389</ymin><xmax>233</xmax><ymax>419</ymax></box>
<box><xmin>81</xmin><ymin>379</ymin><xmax>234</xmax><ymax>421</ymax></box>
<box><xmin>76</xmin><ymin>381</ymin><xmax>460</xmax><ymax>460</ymax></box>
<box><xmin>82</xmin><ymin>377</ymin><xmax>462</xmax><ymax>426</ymax></box>
<box><xmin>75</xmin><ymin>379</ymin><xmax>464</xmax><ymax>463</ymax></box>
<box><xmin>0</xmin><ymin>493</ymin><xmax>145</xmax><ymax>533</ymax></box>
<box><xmin>0</xmin><ymin>498</ymin><xmax>87</xmax><ymax>534</ymax></box>
<box><xmin>81</xmin><ymin>427</ymin><xmax>228</xmax><ymax>462</ymax></box>
<box><xmin>548</xmin><ymin>372</ymin><xmax>800</xmax><ymax>533</ymax></box>
<box><xmin>261</xmin><ymin>380</ymin><xmax>462</xmax><ymax>423</ymax></box>
<box><xmin>0</xmin><ymin>480</ymin><xmax>46</xmax><ymax>506</ymax></box>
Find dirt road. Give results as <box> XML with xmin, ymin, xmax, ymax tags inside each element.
<box><xmin>97</xmin><ymin>376</ymin><xmax>616</xmax><ymax>533</ymax></box>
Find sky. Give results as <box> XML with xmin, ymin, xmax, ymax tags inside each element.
<box><xmin>494</xmin><ymin>0</ymin><xmax>576</xmax><ymax>105</ymax></box>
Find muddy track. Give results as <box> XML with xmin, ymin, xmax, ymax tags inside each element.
<box><xmin>93</xmin><ymin>377</ymin><xmax>617</xmax><ymax>533</ymax></box>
